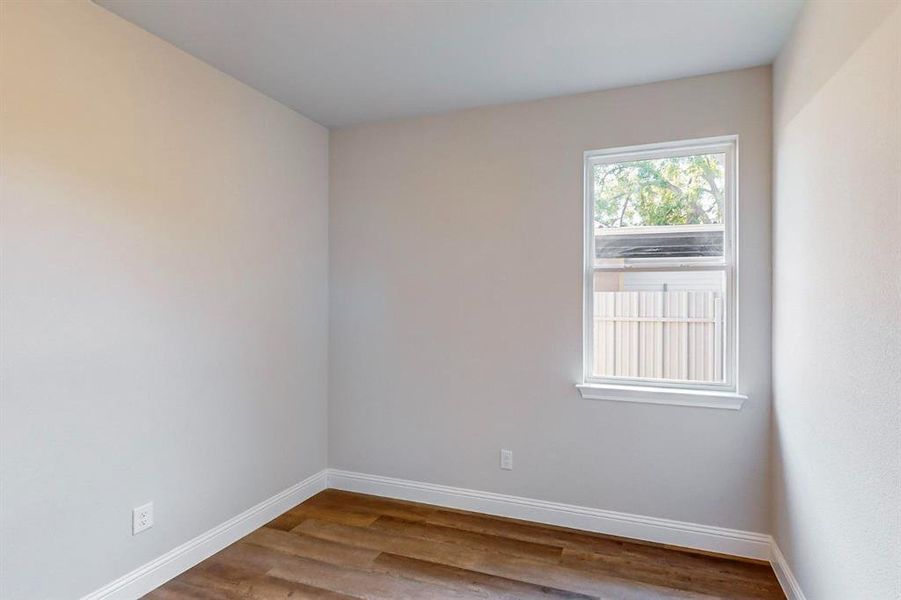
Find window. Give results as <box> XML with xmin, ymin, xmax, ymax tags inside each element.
<box><xmin>577</xmin><ymin>137</ymin><xmax>744</xmax><ymax>409</ymax></box>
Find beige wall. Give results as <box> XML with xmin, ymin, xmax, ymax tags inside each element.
<box><xmin>329</xmin><ymin>67</ymin><xmax>773</xmax><ymax>532</ymax></box>
<box><xmin>772</xmin><ymin>1</ymin><xmax>901</xmax><ymax>597</ymax></box>
<box><xmin>0</xmin><ymin>2</ymin><xmax>329</xmax><ymax>597</ymax></box>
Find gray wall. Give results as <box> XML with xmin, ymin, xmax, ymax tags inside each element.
<box><xmin>18</xmin><ymin>2</ymin><xmax>899</xmax><ymax>596</ymax></box>
<box><xmin>329</xmin><ymin>67</ymin><xmax>773</xmax><ymax>533</ymax></box>
<box><xmin>0</xmin><ymin>2</ymin><xmax>329</xmax><ymax>597</ymax></box>
<box><xmin>772</xmin><ymin>1</ymin><xmax>901</xmax><ymax>597</ymax></box>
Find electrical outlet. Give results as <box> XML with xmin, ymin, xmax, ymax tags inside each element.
<box><xmin>500</xmin><ymin>449</ymin><xmax>513</xmax><ymax>470</ymax></box>
<box><xmin>133</xmin><ymin>502</ymin><xmax>153</xmax><ymax>535</ymax></box>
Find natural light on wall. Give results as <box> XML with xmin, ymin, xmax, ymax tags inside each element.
<box><xmin>580</xmin><ymin>137</ymin><xmax>739</xmax><ymax>406</ymax></box>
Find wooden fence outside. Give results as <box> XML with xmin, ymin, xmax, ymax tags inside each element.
<box><xmin>593</xmin><ymin>291</ymin><xmax>723</xmax><ymax>382</ymax></box>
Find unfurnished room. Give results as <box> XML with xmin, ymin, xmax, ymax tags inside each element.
<box><xmin>1</xmin><ymin>1</ymin><xmax>899</xmax><ymax>598</ymax></box>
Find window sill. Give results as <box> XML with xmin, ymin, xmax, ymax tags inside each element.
<box><xmin>575</xmin><ymin>383</ymin><xmax>746</xmax><ymax>410</ymax></box>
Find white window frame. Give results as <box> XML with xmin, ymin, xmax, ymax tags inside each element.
<box><xmin>576</xmin><ymin>136</ymin><xmax>746</xmax><ymax>410</ymax></box>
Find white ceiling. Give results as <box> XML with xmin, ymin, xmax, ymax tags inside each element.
<box><xmin>95</xmin><ymin>0</ymin><xmax>802</xmax><ymax>128</ymax></box>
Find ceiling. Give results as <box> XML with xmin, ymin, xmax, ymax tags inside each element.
<box><xmin>95</xmin><ymin>0</ymin><xmax>802</xmax><ymax>128</ymax></box>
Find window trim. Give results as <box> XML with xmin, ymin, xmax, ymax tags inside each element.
<box><xmin>578</xmin><ymin>136</ymin><xmax>743</xmax><ymax>408</ymax></box>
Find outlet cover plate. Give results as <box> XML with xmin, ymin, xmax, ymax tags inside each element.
<box><xmin>133</xmin><ymin>502</ymin><xmax>153</xmax><ymax>535</ymax></box>
<box><xmin>500</xmin><ymin>449</ymin><xmax>513</xmax><ymax>470</ymax></box>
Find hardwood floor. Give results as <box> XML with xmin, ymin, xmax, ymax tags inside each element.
<box><xmin>145</xmin><ymin>490</ymin><xmax>785</xmax><ymax>599</ymax></box>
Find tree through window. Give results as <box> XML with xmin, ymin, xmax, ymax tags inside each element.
<box><xmin>593</xmin><ymin>154</ymin><xmax>724</xmax><ymax>229</ymax></box>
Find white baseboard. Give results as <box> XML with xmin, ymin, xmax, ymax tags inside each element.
<box><xmin>326</xmin><ymin>469</ymin><xmax>772</xmax><ymax>561</ymax></box>
<box><xmin>770</xmin><ymin>541</ymin><xmax>806</xmax><ymax>600</ymax></box>
<box><xmin>84</xmin><ymin>468</ymin><xmax>801</xmax><ymax>600</ymax></box>
<box><xmin>81</xmin><ymin>469</ymin><xmax>328</xmax><ymax>600</ymax></box>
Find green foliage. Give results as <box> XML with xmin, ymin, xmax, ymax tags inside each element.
<box><xmin>594</xmin><ymin>154</ymin><xmax>724</xmax><ymax>228</ymax></box>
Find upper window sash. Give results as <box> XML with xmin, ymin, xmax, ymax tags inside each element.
<box><xmin>586</xmin><ymin>139</ymin><xmax>737</xmax><ymax>272</ymax></box>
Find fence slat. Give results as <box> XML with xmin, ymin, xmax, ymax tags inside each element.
<box><xmin>593</xmin><ymin>290</ymin><xmax>723</xmax><ymax>383</ymax></box>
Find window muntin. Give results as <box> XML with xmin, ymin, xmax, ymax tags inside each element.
<box><xmin>584</xmin><ymin>138</ymin><xmax>737</xmax><ymax>391</ymax></box>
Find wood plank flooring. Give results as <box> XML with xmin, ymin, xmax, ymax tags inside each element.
<box><xmin>144</xmin><ymin>489</ymin><xmax>785</xmax><ymax>600</ymax></box>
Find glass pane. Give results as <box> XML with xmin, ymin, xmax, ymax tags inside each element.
<box><xmin>593</xmin><ymin>153</ymin><xmax>725</xmax><ymax>267</ymax></box>
<box><xmin>591</xmin><ymin>270</ymin><xmax>725</xmax><ymax>383</ymax></box>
